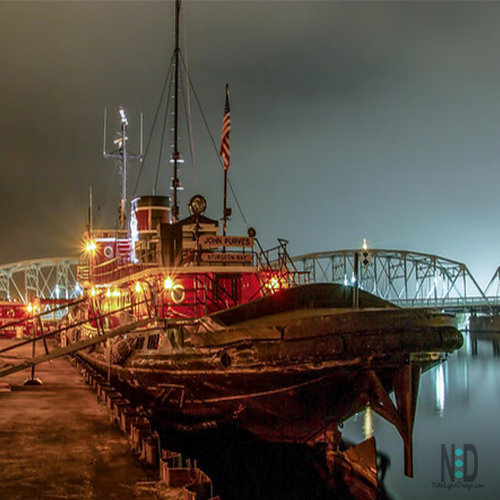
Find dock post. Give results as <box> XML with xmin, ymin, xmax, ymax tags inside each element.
<box><xmin>24</xmin><ymin>315</ymin><xmax>42</xmax><ymax>386</ymax></box>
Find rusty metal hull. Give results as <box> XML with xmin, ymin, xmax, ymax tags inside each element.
<box><xmin>76</xmin><ymin>284</ymin><xmax>463</xmax><ymax>443</ymax></box>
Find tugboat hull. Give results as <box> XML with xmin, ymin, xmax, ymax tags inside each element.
<box><xmin>76</xmin><ymin>284</ymin><xmax>462</xmax><ymax>443</ymax></box>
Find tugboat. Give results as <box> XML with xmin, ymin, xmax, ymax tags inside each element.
<box><xmin>68</xmin><ymin>0</ymin><xmax>463</xmax><ymax>491</ymax></box>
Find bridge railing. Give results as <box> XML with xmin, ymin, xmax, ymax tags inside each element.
<box><xmin>391</xmin><ymin>296</ymin><xmax>493</xmax><ymax>310</ymax></box>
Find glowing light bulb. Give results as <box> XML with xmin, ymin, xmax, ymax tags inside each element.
<box><xmin>269</xmin><ymin>277</ymin><xmax>279</xmax><ymax>290</ymax></box>
<box><xmin>135</xmin><ymin>282</ymin><xmax>142</xmax><ymax>293</ymax></box>
<box><xmin>86</xmin><ymin>240</ymin><xmax>97</xmax><ymax>253</ymax></box>
<box><xmin>164</xmin><ymin>277</ymin><xmax>173</xmax><ymax>290</ymax></box>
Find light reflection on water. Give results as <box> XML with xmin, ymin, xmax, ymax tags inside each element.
<box><xmin>434</xmin><ymin>362</ymin><xmax>446</xmax><ymax>418</ymax></box>
<box><xmin>343</xmin><ymin>329</ymin><xmax>500</xmax><ymax>499</ymax></box>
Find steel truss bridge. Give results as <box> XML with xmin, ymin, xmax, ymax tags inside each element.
<box><xmin>0</xmin><ymin>257</ymin><xmax>79</xmax><ymax>303</ymax></box>
<box><xmin>1</xmin><ymin>251</ymin><xmax>500</xmax><ymax>313</ymax></box>
<box><xmin>291</xmin><ymin>249</ymin><xmax>500</xmax><ymax>313</ymax></box>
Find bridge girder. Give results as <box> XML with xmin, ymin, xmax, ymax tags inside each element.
<box><xmin>0</xmin><ymin>251</ymin><xmax>493</xmax><ymax>311</ymax></box>
<box><xmin>292</xmin><ymin>249</ymin><xmax>490</xmax><ymax>310</ymax></box>
<box><xmin>0</xmin><ymin>257</ymin><xmax>79</xmax><ymax>303</ymax></box>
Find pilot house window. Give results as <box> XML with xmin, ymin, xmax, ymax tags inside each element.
<box><xmin>147</xmin><ymin>334</ymin><xmax>159</xmax><ymax>350</ymax></box>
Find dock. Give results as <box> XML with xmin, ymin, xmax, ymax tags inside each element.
<box><xmin>0</xmin><ymin>339</ymin><xmax>216</xmax><ymax>500</ymax></box>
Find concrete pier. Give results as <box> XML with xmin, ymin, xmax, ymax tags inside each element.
<box><xmin>0</xmin><ymin>340</ymin><xmax>161</xmax><ymax>499</ymax></box>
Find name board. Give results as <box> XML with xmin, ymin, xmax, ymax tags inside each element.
<box><xmin>199</xmin><ymin>235</ymin><xmax>254</xmax><ymax>248</ymax></box>
<box><xmin>201</xmin><ymin>252</ymin><xmax>253</xmax><ymax>263</ymax></box>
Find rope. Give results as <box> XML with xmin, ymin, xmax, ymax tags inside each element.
<box><xmin>181</xmin><ymin>8</ymin><xmax>199</xmax><ymax>194</ymax></box>
<box><xmin>132</xmin><ymin>54</ymin><xmax>174</xmax><ymax>196</ymax></box>
<box><xmin>154</xmin><ymin>70</ymin><xmax>174</xmax><ymax>193</ymax></box>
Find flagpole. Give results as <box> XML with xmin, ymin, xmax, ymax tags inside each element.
<box><xmin>223</xmin><ymin>168</ymin><xmax>228</xmax><ymax>236</ymax></box>
<box><xmin>220</xmin><ymin>84</ymin><xmax>231</xmax><ymax>237</ymax></box>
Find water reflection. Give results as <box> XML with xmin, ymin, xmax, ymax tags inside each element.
<box><xmin>168</xmin><ymin>350</ymin><xmax>460</xmax><ymax>500</ymax></box>
<box><xmin>364</xmin><ymin>406</ymin><xmax>374</xmax><ymax>440</ymax></box>
<box><xmin>343</xmin><ymin>329</ymin><xmax>498</xmax><ymax>499</ymax></box>
<box><xmin>154</xmin><ymin>328</ymin><xmax>463</xmax><ymax>500</ymax></box>
<box><xmin>434</xmin><ymin>362</ymin><xmax>446</xmax><ymax>418</ymax></box>
<box><xmin>470</xmin><ymin>330</ymin><xmax>500</xmax><ymax>357</ymax></box>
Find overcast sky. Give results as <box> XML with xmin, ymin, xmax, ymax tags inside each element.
<box><xmin>1</xmin><ymin>1</ymin><xmax>500</xmax><ymax>287</ymax></box>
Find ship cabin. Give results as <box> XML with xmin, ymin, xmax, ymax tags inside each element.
<box><xmin>79</xmin><ymin>195</ymin><xmax>299</xmax><ymax>327</ymax></box>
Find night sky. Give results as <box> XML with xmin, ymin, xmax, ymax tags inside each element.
<box><xmin>1</xmin><ymin>1</ymin><xmax>500</xmax><ymax>288</ymax></box>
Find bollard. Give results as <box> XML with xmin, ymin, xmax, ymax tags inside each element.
<box><xmin>101</xmin><ymin>387</ymin><xmax>119</xmax><ymax>404</ymax></box>
<box><xmin>96</xmin><ymin>382</ymin><xmax>113</xmax><ymax>402</ymax></box>
<box><xmin>120</xmin><ymin>409</ymin><xmax>142</xmax><ymax>434</ymax></box>
<box><xmin>104</xmin><ymin>390</ymin><xmax>121</xmax><ymax>408</ymax></box>
<box><xmin>113</xmin><ymin>400</ymin><xmax>130</xmax><ymax>424</ymax></box>
<box><xmin>107</xmin><ymin>396</ymin><xmax>125</xmax><ymax>422</ymax></box>
<box><xmin>143</xmin><ymin>436</ymin><xmax>158</xmax><ymax>467</ymax></box>
<box><xmin>130</xmin><ymin>423</ymin><xmax>150</xmax><ymax>455</ymax></box>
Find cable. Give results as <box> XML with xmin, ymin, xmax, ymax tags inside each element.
<box><xmin>154</xmin><ymin>71</ymin><xmax>174</xmax><ymax>193</ymax></box>
<box><xmin>179</xmin><ymin>53</ymin><xmax>248</xmax><ymax>226</ymax></box>
<box><xmin>181</xmin><ymin>7</ymin><xmax>199</xmax><ymax>194</ymax></box>
<box><xmin>132</xmin><ymin>54</ymin><xmax>174</xmax><ymax>196</ymax></box>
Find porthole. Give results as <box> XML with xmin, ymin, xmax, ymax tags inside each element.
<box><xmin>171</xmin><ymin>284</ymin><xmax>185</xmax><ymax>304</ymax></box>
<box><xmin>104</xmin><ymin>245</ymin><xmax>114</xmax><ymax>259</ymax></box>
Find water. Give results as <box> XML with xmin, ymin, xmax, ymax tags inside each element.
<box><xmin>343</xmin><ymin>329</ymin><xmax>497</xmax><ymax>499</ymax></box>
<box><xmin>194</xmin><ymin>329</ymin><xmax>495</xmax><ymax>499</ymax></box>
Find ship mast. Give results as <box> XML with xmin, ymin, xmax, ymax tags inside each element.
<box><xmin>171</xmin><ymin>0</ymin><xmax>181</xmax><ymax>222</ymax></box>
<box><xmin>103</xmin><ymin>107</ymin><xmax>143</xmax><ymax>230</ymax></box>
<box><xmin>119</xmin><ymin>108</ymin><xmax>128</xmax><ymax>229</ymax></box>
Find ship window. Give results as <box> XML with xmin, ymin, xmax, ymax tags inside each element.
<box><xmin>147</xmin><ymin>334</ymin><xmax>159</xmax><ymax>350</ymax></box>
<box><xmin>135</xmin><ymin>337</ymin><xmax>145</xmax><ymax>350</ymax></box>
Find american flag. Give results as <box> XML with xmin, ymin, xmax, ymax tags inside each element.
<box><xmin>220</xmin><ymin>84</ymin><xmax>231</xmax><ymax>170</ymax></box>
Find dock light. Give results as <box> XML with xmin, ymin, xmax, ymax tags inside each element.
<box><xmin>164</xmin><ymin>277</ymin><xmax>174</xmax><ymax>290</ymax></box>
<box><xmin>86</xmin><ymin>239</ymin><xmax>97</xmax><ymax>253</ymax></box>
<box><xmin>363</xmin><ymin>238</ymin><xmax>368</xmax><ymax>251</ymax></box>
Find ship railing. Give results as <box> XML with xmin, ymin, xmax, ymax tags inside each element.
<box><xmin>145</xmin><ymin>276</ymin><xmax>240</xmax><ymax>320</ymax></box>
<box><xmin>192</xmin><ymin>274</ymin><xmax>239</xmax><ymax>316</ymax></box>
<box><xmin>0</xmin><ymin>297</ymin><xmax>88</xmax><ymax>357</ymax></box>
<box><xmin>255</xmin><ymin>238</ymin><xmax>309</xmax><ymax>288</ymax></box>
<box><xmin>81</xmin><ymin>243</ymin><xmax>260</xmax><ymax>286</ymax></box>
<box><xmin>80</xmin><ymin>250</ymin><xmax>162</xmax><ymax>286</ymax></box>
